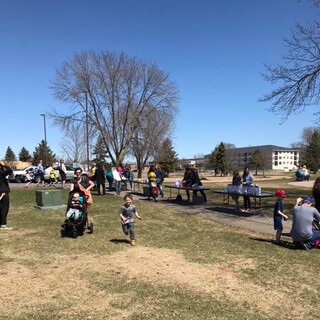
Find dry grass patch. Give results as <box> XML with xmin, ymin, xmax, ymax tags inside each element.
<box><xmin>0</xmin><ymin>246</ymin><xmax>308</xmax><ymax>319</ymax></box>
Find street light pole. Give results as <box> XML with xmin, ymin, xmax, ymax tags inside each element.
<box><xmin>85</xmin><ymin>93</ymin><xmax>90</xmax><ymax>171</ymax></box>
<box><xmin>40</xmin><ymin>114</ymin><xmax>47</xmax><ymax>166</ymax></box>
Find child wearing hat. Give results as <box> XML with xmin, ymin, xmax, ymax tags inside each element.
<box><xmin>274</xmin><ymin>189</ymin><xmax>289</xmax><ymax>243</ymax></box>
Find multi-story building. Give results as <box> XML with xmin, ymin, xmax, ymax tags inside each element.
<box><xmin>225</xmin><ymin>145</ymin><xmax>300</xmax><ymax>171</ymax></box>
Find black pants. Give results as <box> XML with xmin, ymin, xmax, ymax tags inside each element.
<box><xmin>0</xmin><ymin>193</ymin><xmax>10</xmax><ymax>225</ymax></box>
<box><xmin>243</xmin><ymin>195</ymin><xmax>251</xmax><ymax>209</ymax></box>
<box><xmin>97</xmin><ymin>182</ymin><xmax>106</xmax><ymax>195</ymax></box>
<box><xmin>193</xmin><ymin>189</ymin><xmax>207</xmax><ymax>202</ymax></box>
<box><xmin>107</xmin><ymin>178</ymin><xmax>114</xmax><ymax>191</ymax></box>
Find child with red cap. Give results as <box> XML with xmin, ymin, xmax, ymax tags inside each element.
<box><xmin>274</xmin><ymin>189</ymin><xmax>289</xmax><ymax>243</ymax></box>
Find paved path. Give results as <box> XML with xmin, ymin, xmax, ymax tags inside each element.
<box><xmin>150</xmin><ymin>180</ymin><xmax>315</xmax><ymax>237</ymax></box>
<box><xmin>156</xmin><ymin>199</ymin><xmax>287</xmax><ymax>236</ymax></box>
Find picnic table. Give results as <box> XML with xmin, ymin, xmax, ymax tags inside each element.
<box><xmin>132</xmin><ymin>179</ymin><xmax>149</xmax><ymax>193</ymax></box>
<box><xmin>212</xmin><ymin>189</ymin><xmax>273</xmax><ymax>209</ymax></box>
<box><xmin>164</xmin><ymin>184</ymin><xmax>210</xmax><ymax>205</ymax></box>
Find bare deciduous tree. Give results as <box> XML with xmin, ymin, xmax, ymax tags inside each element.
<box><xmin>129</xmin><ymin>107</ymin><xmax>173</xmax><ymax>177</ymax></box>
<box><xmin>58</xmin><ymin>121</ymin><xmax>95</xmax><ymax>163</ymax></box>
<box><xmin>50</xmin><ymin>51</ymin><xmax>179</xmax><ymax>166</ymax></box>
<box><xmin>260</xmin><ymin>19</ymin><xmax>320</xmax><ymax>122</ymax></box>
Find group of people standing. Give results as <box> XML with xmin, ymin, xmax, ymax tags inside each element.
<box><xmin>83</xmin><ymin>163</ymin><xmax>136</xmax><ymax>196</ymax></box>
<box><xmin>231</xmin><ymin>167</ymin><xmax>254</xmax><ymax>212</ymax></box>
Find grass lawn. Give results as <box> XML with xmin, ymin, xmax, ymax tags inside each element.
<box><xmin>1</xmin><ymin>179</ymin><xmax>319</xmax><ymax>320</ymax></box>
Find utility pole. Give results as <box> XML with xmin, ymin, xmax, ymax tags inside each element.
<box><xmin>85</xmin><ymin>93</ymin><xmax>90</xmax><ymax>171</ymax></box>
<box><xmin>40</xmin><ymin>114</ymin><xmax>47</xmax><ymax>166</ymax></box>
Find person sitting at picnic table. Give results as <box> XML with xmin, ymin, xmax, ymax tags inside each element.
<box><xmin>242</xmin><ymin>167</ymin><xmax>254</xmax><ymax>213</ymax></box>
<box><xmin>302</xmin><ymin>165</ymin><xmax>310</xmax><ymax>181</ymax></box>
<box><xmin>295</xmin><ymin>165</ymin><xmax>310</xmax><ymax>181</ymax></box>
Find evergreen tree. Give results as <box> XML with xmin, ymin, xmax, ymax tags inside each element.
<box><xmin>4</xmin><ymin>146</ymin><xmax>17</xmax><ymax>167</ymax></box>
<box><xmin>215</xmin><ymin>142</ymin><xmax>228</xmax><ymax>176</ymax></box>
<box><xmin>92</xmin><ymin>134</ymin><xmax>109</xmax><ymax>165</ymax></box>
<box><xmin>19</xmin><ymin>147</ymin><xmax>32</xmax><ymax>162</ymax></box>
<box><xmin>207</xmin><ymin>142</ymin><xmax>227</xmax><ymax>176</ymax></box>
<box><xmin>304</xmin><ymin>131</ymin><xmax>320</xmax><ymax>172</ymax></box>
<box><xmin>206</xmin><ymin>148</ymin><xmax>218</xmax><ymax>172</ymax></box>
<box><xmin>32</xmin><ymin>140</ymin><xmax>56</xmax><ymax>167</ymax></box>
<box><xmin>155</xmin><ymin>138</ymin><xmax>178</xmax><ymax>176</ymax></box>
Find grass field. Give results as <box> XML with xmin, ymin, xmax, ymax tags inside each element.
<box><xmin>1</xmin><ymin>176</ymin><xmax>319</xmax><ymax>320</ymax></box>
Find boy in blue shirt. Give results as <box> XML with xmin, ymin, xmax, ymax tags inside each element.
<box><xmin>274</xmin><ymin>189</ymin><xmax>289</xmax><ymax>243</ymax></box>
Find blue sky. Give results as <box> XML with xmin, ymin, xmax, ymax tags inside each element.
<box><xmin>0</xmin><ymin>0</ymin><xmax>318</xmax><ymax>160</ymax></box>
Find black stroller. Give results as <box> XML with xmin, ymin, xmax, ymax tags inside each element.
<box><xmin>60</xmin><ymin>190</ymin><xmax>93</xmax><ymax>238</ymax></box>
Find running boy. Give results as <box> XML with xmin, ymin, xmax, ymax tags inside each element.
<box><xmin>274</xmin><ymin>189</ymin><xmax>289</xmax><ymax>243</ymax></box>
<box><xmin>119</xmin><ymin>193</ymin><xmax>142</xmax><ymax>246</ymax></box>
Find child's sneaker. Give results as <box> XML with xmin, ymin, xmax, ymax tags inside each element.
<box><xmin>130</xmin><ymin>240</ymin><xmax>136</xmax><ymax>246</ymax></box>
<box><xmin>1</xmin><ymin>225</ymin><xmax>13</xmax><ymax>230</ymax></box>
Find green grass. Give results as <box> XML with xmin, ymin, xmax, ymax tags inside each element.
<box><xmin>1</xmin><ymin>183</ymin><xmax>319</xmax><ymax>319</ymax></box>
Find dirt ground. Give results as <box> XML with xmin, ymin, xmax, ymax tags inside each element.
<box><xmin>1</xmin><ymin>247</ymin><xmax>306</xmax><ymax>319</ymax></box>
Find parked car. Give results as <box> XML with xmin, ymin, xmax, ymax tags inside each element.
<box><xmin>43</xmin><ymin>164</ymin><xmax>81</xmax><ymax>182</ymax></box>
<box><xmin>9</xmin><ymin>166</ymin><xmax>37</xmax><ymax>183</ymax></box>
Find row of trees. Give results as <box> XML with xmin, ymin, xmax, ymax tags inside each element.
<box><xmin>3</xmin><ymin>137</ymin><xmax>179</xmax><ymax>177</ymax></box>
<box><xmin>3</xmin><ymin>141</ymin><xmax>56</xmax><ymax>168</ymax></box>
<box><xmin>5</xmin><ymin>124</ymin><xmax>320</xmax><ymax>175</ymax></box>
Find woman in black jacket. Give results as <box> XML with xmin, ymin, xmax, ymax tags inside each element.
<box><xmin>0</xmin><ymin>161</ymin><xmax>13</xmax><ymax>229</ymax></box>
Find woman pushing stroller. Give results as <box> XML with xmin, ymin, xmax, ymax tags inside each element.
<box><xmin>70</xmin><ymin>167</ymin><xmax>95</xmax><ymax>227</ymax></box>
<box><xmin>61</xmin><ymin>168</ymin><xmax>94</xmax><ymax>238</ymax></box>
<box><xmin>70</xmin><ymin>167</ymin><xmax>95</xmax><ymax>203</ymax></box>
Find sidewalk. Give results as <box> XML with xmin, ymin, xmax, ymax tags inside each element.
<box><xmin>136</xmin><ymin>179</ymin><xmax>314</xmax><ymax>237</ymax></box>
<box><xmin>149</xmin><ymin>197</ymin><xmax>291</xmax><ymax>237</ymax></box>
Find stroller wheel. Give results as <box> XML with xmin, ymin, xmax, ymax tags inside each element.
<box><xmin>88</xmin><ymin>222</ymin><xmax>93</xmax><ymax>234</ymax></box>
<box><xmin>60</xmin><ymin>229</ymin><xmax>66</xmax><ymax>238</ymax></box>
<box><xmin>72</xmin><ymin>228</ymin><xmax>78</xmax><ymax>238</ymax></box>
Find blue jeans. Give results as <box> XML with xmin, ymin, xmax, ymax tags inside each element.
<box><xmin>115</xmin><ymin>181</ymin><xmax>121</xmax><ymax>194</ymax></box>
<box><xmin>122</xmin><ymin>221</ymin><xmax>135</xmax><ymax>240</ymax></box>
<box><xmin>156</xmin><ymin>182</ymin><xmax>164</xmax><ymax>197</ymax></box>
<box><xmin>305</xmin><ymin>229</ymin><xmax>320</xmax><ymax>249</ymax></box>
